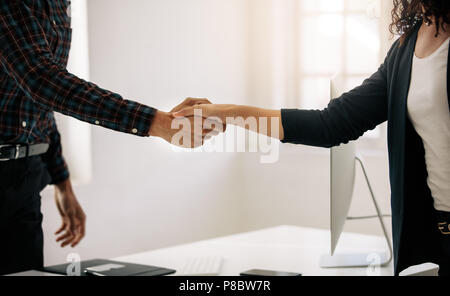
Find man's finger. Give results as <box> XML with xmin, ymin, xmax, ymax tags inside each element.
<box><xmin>77</xmin><ymin>216</ymin><xmax>86</xmax><ymax>245</ymax></box>
<box><xmin>61</xmin><ymin>236</ymin><xmax>75</xmax><ymax>248</ymax></box>
<box><xmin>71</xmin><ymin>225</ymin><xmax>84</xmax><ymax>247</ymax></box>
<box><xmin>55</xmin><ymin>222</ymin><xmax>67</xmax><ymax>235</ymax></box>
<box><xmin>206</xmin><ymin>130</ymin><xmax>220</xmax><ymax>137</ymax></box>
<box><xmin>188</xmin><ymin>98</ymin><xmax>211</xmax><ymax>105</ymax></box>
<box><xmin>80</xmin><ymin>214</ymin><xmax>86</xmax><ymax>237</ymax></box>
<box><xmin>57</xmin><ymin>219</ymin><xmax>71</xmax><ymax>234</ymax></box>
<box><xmin>173</xmin><ymin>107</ymin><xmax>196</xmax><ymax>118</ymax></box>
<box><xmin>56</xmin><ymin>231</ymin><xmax>73</xmax><ymax>242</ymax></box>
<box><xmin>170</xmin><ymin>98</ymin><xmax>211</xmax><ymax>113</ymax></box>
<box><xmin>194</xmin><ymin>128</ymin><xmax>214</xmax><ymax>136</ymax></box>
<box><xmin>69</xmin><ymin>216</ymin><xmax>80</xmax><ymax>237</ymax></box>
<box><xmin>174</xmin><ymin>104</ymin><xmax>211</xmax><ymax>118</ymax></box>
<box><xmin>204</xmin><ymin>117</ymin><xmax>225</xmax><ymax>132</ymax></box>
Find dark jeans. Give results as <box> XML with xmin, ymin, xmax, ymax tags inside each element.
<box><xmin>435</xmin><ymin>210</ymin><xmax>450</xmax><ymax>276</ymax></box>
<box><xmin>0</xmin><ymin>156</ymin><xmax>51</xmax><ymax>275</ymax></box>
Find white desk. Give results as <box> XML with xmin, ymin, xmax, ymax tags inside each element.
<box><xmin>115</xmin><ymin>225</ymin><xmax>394</xmax><ymax>276</ymax></box>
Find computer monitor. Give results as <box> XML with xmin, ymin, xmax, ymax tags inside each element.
<box><xmin>330</xmin><ymin>138</ymin><xmax>356</xmax><ymax>256</ymax></box>
<box><xmin>328</xmin><ymin>75</ymin><xmax>354</xmax><ymax>256</ymax></box>
<box><xmin>319</xmin><ymin>76</ymin><xmax>393</xmax><ymax>268</ymax></box>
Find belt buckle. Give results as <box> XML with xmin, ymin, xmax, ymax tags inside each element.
<box><xmin>0</xmin><ymin>144</ymin><xmax>20</xmax><ymax>161</ymax></box>
<box><xmin>438</xmin><ymin>222</ymin><xmax>450</xmax><ymax>235</ymax></box>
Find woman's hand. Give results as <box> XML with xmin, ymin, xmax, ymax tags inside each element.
<box><xmin>149</xmin><ymin>98</ymin><xmax>225</xmax><ymax>148</ymax></box>
<box><xmin>54</xmin><ymin>179</ymin><xmax>86</xmax><ymax>248</ymax></box>
<box><xmin>172</xmin><ymin>103</ymin><xmax>236</xmax><ymax>123</ymax></box>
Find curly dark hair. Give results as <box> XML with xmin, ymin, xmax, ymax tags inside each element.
<box><xmin>390</xmin><ymin>0</ymin><xmax>450</xmax><ymax>43</ymax></box>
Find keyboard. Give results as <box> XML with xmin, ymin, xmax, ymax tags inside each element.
<box><xmin>178</xmin><ymin>256</ymin><xmax>224</xmax><ymax>276</ymax></box>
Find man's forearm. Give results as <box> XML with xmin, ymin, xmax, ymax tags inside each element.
<box><xmin>55</xmin><ymin>178</ymin><xmax>74</xmax><ymax>195</ymax></box>
<box><xmin>148</xmin><ymin>110</ymin><xmax>171</xmax><ymax>137</ymax></box>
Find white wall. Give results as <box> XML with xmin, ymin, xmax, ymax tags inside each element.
<box><xmin>41</xmin><ymin>0</ymin><xmax>250</xmax><ymax>266</ymax></box>
<box><xmin>239</xmin><ymin>146</ymin><xmax>391</xmax><ymax>240</ymax></box>
<box><xmin>55</xmin><ymin>0</ymin><xmax>92</xmax><ymax>186</ymax></box>
<box><xmin>41</xmin><ymin>0</ymin><xmax>392</xmax><ymax>266</ymax></box>
<box><xmin>241</xmin><ymin>0</ymin><xmax>393</xmax><ymax>239</ymax></box>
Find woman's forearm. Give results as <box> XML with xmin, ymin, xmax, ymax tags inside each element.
<box><xmin>173</xmin><ymin>103</ymin><xmax>285</xmax><ymax>140</ymax></box>
<box><xmin>225</xmin><ymin>105</ymin><xmax>285</xmax><ymax>140</ymax></box>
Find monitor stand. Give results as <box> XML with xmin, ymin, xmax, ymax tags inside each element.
<box><xmin>320</xmin><ymin>252</ymin><xmax>390</xmax><ymax>268</ymax></box>
<box><xmin>320</xmin><ymin>155</ymin><xmax>393</xmax><ymax>268</ymax></box>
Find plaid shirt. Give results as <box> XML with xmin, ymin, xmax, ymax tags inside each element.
<box><xmin>0</xmin><ymin>0</ymin><xmax>156</xmax><ymax>184</ymax></box>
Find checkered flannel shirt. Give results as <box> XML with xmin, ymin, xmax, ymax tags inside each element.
<box><xmin>0</xmin><ymin>0</ymin><xmax>156</xmax><ymax>184</ymax></box>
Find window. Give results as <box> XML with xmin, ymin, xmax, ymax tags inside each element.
<box><xmin>298</xmin><ymin>0</ymin><xmax>384</xmax><ymax>141</ymax></box>
<box><xmin>55</xmin><ymin>0</ymin><xmax>93</xmax><ymax>185</ymax></box>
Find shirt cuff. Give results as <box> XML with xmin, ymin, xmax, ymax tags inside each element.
<box><xmin>280</xmin><ymin>108</ymin><xmax>322</xmax><ymax>145</ymax></box>
<box><xmin>96</xmin><ymin>100</ymin><xmax>157</xmax><ymax>137</ymax></box>
<box><xmin>281</xmin><ymin>109</ymin><xmax>302</xmax><ymax>144</ymax></box>
<box><xmin>46</xmin><ymin>159</ymin><xmax>70</xmax><ymax>185</ymax></box>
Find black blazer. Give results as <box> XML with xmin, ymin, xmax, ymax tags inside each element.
<box><xmin>281</xmin><ymin>25</ymin><xmax>450</xmax><ymax>275</ymax></box>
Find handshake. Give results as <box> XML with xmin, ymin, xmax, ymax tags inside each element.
<box><xmin>149</xmin><ymin>98</ymin><xmax>229</xmax><ymax>148</ymax></box>
<box><xmin>149</xmin><ymin>97</ymin><xmax>284</xmax><ymax>149</ymax></box>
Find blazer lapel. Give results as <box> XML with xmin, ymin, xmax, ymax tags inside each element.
<box><xmin>399</xmin><ymin>30</ymin><xmax>419</xmax><ymax>119</ymax></box>
<box><xmin>447</xmin><ymin>39</ymin><xmax>450</xmax><ymax>112</ymax></box>
<box><xmin>388</xmin><ymin>28</ymin><xmax>417</xmax><ymax>149</ymax></box>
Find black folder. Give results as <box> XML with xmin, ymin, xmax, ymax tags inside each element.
<box><xmin>42</xmin><ymin>259</ymin><xmax>176</xmax><ymax>276</ymax></box>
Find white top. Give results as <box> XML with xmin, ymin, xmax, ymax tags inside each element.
<box><xmin>407</xmin><ymin>37</ymin><xmax>450</xmax><ymax>212</ymax></box>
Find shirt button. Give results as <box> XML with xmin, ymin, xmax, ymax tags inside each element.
<box><xmin>132</xmin><ymin>128</ymin><xmax>138</xmax><ymax>134</ymax></box>
<box><xmin>22</xmin><ymin>121</ymin><xmax>27</xmax><ymax>128</ymax></box>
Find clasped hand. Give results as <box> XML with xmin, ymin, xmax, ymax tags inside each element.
<box><xmin>149</xmin><ymin>98</ymin><xmax>226</xmax><ymax>148</ymax></box>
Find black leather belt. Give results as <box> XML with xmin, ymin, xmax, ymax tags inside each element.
<box><xmin>0</xmin><ymin>143</ymin><xmax>50</xmax><ymax>161</ymax></box>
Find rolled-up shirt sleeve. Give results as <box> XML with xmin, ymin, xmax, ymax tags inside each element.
<box><xmin>41</xmin><ymin>112</ymin><xmax>70</xmax><ymax>185</ymax></box>
<box><xmin>0</xmin><ymin>1</ymin><xmax>156</xmax><ymax>137</ymax></box>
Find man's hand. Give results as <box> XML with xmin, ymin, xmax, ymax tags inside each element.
<box><xmin>149</xmin><ymin>98</ymin><xmax>224</xmax><ymax>148</ymax></box>
<box><xmin>54</xmin><ymin>179</ymin><xmax>86</xmax><ymax>248</ymax></box>
<box><xmin>169</xmin><ymin>98</ymin><xmax>212</xmax><ymax>113</ymax></box>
